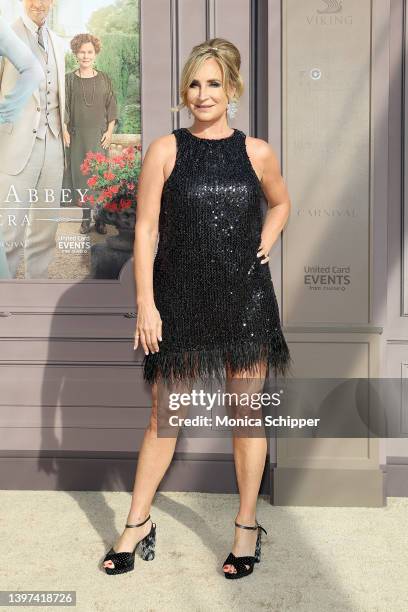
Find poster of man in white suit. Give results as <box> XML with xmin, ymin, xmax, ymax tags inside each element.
<box><xmin>0</xmin><ymin>0</ymin><xmax>66</xmax><ymax>279</ymax></box>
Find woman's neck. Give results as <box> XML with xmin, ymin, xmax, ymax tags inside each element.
<box><xmin>78</xmin><ymin>66</ymin><xmax>95</xmax><ymax>78</ymax></box>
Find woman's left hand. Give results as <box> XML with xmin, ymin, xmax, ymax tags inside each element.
<box><xmin>101</xmin><ymin>131</ymin><xmax>112</xmax><ymax>149</ymax></box>
<box><xmin>256</xmin><ymin>241</ymin><xmax>271</xmax><ymax>264</ymax></box>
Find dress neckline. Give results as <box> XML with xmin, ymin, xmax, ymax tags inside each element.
<box><xmin>74</xmin><ymin>71</ymin><xmax>99</xmax><ymax>79</ymax></box>
<box><xmin>183</xmin><ymin>127</ymin><xmax>237</xmax><ymax>142</ymax></box>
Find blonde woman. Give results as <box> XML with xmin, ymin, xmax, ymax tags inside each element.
<box><xmin>103</xmin><ymin>38</ymin><xmax>292</xmax><ymax>579</ymax></box>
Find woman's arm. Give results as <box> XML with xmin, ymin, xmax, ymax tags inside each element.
<box><xmin>0</xmin><ymin>17</ymin><xmax>43</xmax><ymax>124</ymax></box>
<box><xmin>63</xmin><ymin>74</ymin><xmax>71</xmax><ymax>147</ymax></box>
<box><xmin>101</xmin><ymin>73</ymin><xmax>118</xmax><ymax>149</ymax></box>
<box><xmin>101</xmin><ymin>119</ymin><xmax>116</xmax><ymax>149</ymax></box>
<box><xmin>63</xmin><ymin>123</ymin><xmax>70</xmax><ymax>147</ymax></box>
<box><xmin>247</xmin><ymin>137</ymin><xmax>291</xmax><ymax>265</ymax></box>
<box><xmin>133</xmin><ymin>136</ymin><xmax>173</xmax><ymax>355</ymax></box>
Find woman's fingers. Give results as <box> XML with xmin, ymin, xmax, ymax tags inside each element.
<box><xmin>139</xmin><ymin>330</ymin><xmax>149</xmax><ymax>355</ymax></box>
<box><xmin>146</xmin><ymin>328</ymin><xmax>159</xmax><ymax>353</ymax></box>
<box><xmin>134</xmin><ymin>307</ymin><xmax>162</xmax><ymax>354</ymax></box>
<box><xmin>257</xmin><ymin>246</ymin><xmax>270</xmax><ymax>264</ymax></box>
<box><xmin>62</xmin><ymin>131</ymin><xmax>70</xmax><ymax>147</ymax></box>
<box><xmin>100</xmin><ymin>133</ymin><xmax>111</xmax><ymax>149</ymax></box>
<box><xmin>135</xmin><ymin>328</ymin><xmax>160</xmax><ymax>354</ymax></box>
<box><xmin>151</xmin><ymin>331</ymin><xmax>160</xmax><ymax>352</ymax></box>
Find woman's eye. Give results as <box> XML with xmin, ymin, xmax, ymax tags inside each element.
<box><xmin>189</xmin><ymin>82</ymin><xmax>221</xmax><ymax>87</ymax></box>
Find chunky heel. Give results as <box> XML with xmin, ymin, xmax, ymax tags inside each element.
<box><xmin>139</xmin><ymin>522</ymin><xmax>156</xmax><ymax>561</ymax></box>
<box><xmin>254</xmin><ymin>526</ymin><xmax>264</xmax><ymax>563</ymax></box>
<box><xmin>103</xmin><ymin>514</ymin><xmax>156</xmax><ymax>575</ymax></box>
<box><xmin>222</xmin><ymin>520</ymin><xmax>267</xmax><ymax>579</ymax></box>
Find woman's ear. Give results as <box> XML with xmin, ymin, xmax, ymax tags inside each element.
<box><xmin>228</xmin><ymin>86</ymin><xmax>237</xmax><ymax>101</ymax></box>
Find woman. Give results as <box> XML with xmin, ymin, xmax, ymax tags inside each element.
<box><xmin>103</xmin><ymin>38</ymin><xmax>293</xmax><ymax>579</ymax></box>
<box><xmin>64</xmin><ymin>33</ymin><xmax>117</xmax><ymax>235</ymax></box>
<box><xmin>0</xmin><ymin>16</ymin><xmax>43</xmax><ymax>279</ymax></box>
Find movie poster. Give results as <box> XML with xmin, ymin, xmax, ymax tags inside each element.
<box><xmin>0</xmin><ymin>0</ymin><xmax>140</xmax><ymax>280</ymax></box>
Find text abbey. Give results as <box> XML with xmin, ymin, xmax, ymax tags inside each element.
<box><xmin>2</xmin><ymin>186</ymin><xmax>89</xmax><ymax>203</ymax></box>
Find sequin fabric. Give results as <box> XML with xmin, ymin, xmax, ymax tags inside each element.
<box><xmin>143</xmin><ymin>127</ymin><xmax>293</xmax><ymax>385</ymax></box>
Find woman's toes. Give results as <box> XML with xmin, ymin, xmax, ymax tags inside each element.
<box><xmin>223</xmin><ymin>563</ymin><xmax>238</xmax><ymax>573</ymax></box>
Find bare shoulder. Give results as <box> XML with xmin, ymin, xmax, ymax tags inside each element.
<box><xmin>140</xmin><ymin>134</ymin><xmax>177</xmax><ymax>185</ymax></box>
<box><xmin>245</xmin><ymin>135</ymin><xmax>278</xmax><ymax>162</ymax></box>
<box><xmin>144</xmin><ymin>133</ymin><xmax>176</xmax><ymax>161</ymax></box>
<box><xmin>149</xmin><ymin>133</ymin><xmax>176</xmax><ymax>148</ymax></box>
<box><xmin>245</xmin><ymin>136</ymin><xmax>281</xmax><ymax>182</ymax></box>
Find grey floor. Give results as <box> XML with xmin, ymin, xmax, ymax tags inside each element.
<box><xmin>0</xmin><ymin>490</ymin><xmax>406</xmax><ymax>612</ymax></box>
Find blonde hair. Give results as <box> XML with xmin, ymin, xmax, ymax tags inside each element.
<box><xmin>171</xmin><ymin>38</ymin><xmax>244</xmax><ymax>113</ymax></box>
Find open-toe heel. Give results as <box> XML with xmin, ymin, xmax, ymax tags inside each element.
<box><xmin>222</xmin><ymin>520</ymin><xmax>267</xmax><ymax>580</ymax></box>
<box><xmin>139</xmin><ymin>522</ymin><xmax>156</xmax><ymax>561</ymax></box>
<box><xmin>103</xmin><ymin>514</ymin><xmax>157</xmax><ymax>575</ymax></box>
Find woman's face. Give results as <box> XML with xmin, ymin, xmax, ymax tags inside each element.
<box><xmin>76</xmin><ymin>42</ymin><xmax>97</xmax><ymax>70</ymax></box>
<box><xmin>186</xmin><ymin>58</ymin><xmax>234</xmax><ymax>122</ymax></box>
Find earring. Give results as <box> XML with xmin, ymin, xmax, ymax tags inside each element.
<box><xmin>227</xmin><ymin>99</ymin><xmax>238</xmax><ymax>120</ymax></box>
<box><xmin>187</xmin><ymin>108</ymin><xmax>192</xmax><ymax>119</ymax></box>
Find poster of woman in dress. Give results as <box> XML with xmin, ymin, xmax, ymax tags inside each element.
<box><xmin>0</xmin><ymin>0</ymin><xmax>140</xmax><ymax>280</ymax></box>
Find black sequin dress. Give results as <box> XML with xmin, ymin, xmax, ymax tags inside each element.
<box><xmin>143</xmin><ymin>127</ymin><xmax>292</xmax><ymax>385</ymax></box>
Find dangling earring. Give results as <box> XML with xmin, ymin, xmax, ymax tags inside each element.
<box><xmin>227</xmin><ymin>98</ymin><xmax>238</xmax><ymax>120</ymax></box>
<box><xmin>187</xmin><ymin>107</ymin><xmax>192</xmax><ymax>119</ymax></box>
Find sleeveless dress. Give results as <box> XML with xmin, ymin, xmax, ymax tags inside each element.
<box><xmin>142</xmin><ymin>127</ymin><xmax>292</xmax><ymax>385</ymax></box>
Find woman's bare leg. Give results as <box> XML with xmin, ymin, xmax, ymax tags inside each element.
<box><xmin>222</xmin><ymin>360</ymin><xmax>268</xmax><ymax>575</ymax></box>
<box><xmin>103</xmin><ymin>377</ymin><xmax>190</xmax><ymax>569</ymax></box>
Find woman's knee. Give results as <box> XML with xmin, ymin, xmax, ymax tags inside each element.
<box><xmin>148</xmin><ymin>382</ymin><xmax>174</xmax><ymax>433</ymax></box>
<box><xmin>147</xmin><ymin>383</ymin><xmax>159</xmax><ymax>432</ymax></box>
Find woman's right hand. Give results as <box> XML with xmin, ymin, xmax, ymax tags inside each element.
<box><xmin>134</xmin><ymin>302</ymin><xmax>162</xmax><ymax>355</ymax></box>
<box><xmin>63</xmin><ymin>129</ymin><xmax>70</xmax><ymax>147</ymax></box>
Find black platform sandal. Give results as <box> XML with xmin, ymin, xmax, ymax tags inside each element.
<box><xmin>103</xmin><ymin>514</ymin><xmax>156</xmax><ymax>575</ymax></box>
<box><xmin>222</xmin><ymin>520</ymin><xmax>267</xmax><ymax>579</ymax></box>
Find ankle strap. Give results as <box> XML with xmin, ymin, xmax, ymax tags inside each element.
<box><xmin>235</xmin><ymin>520</ymin><xmax>267</xmax><ymax>536</ymax></box>
<box><xmin>125</xmin><ymin>514</ymin><xmax>151</xmax><ymax>528</ymax></box>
